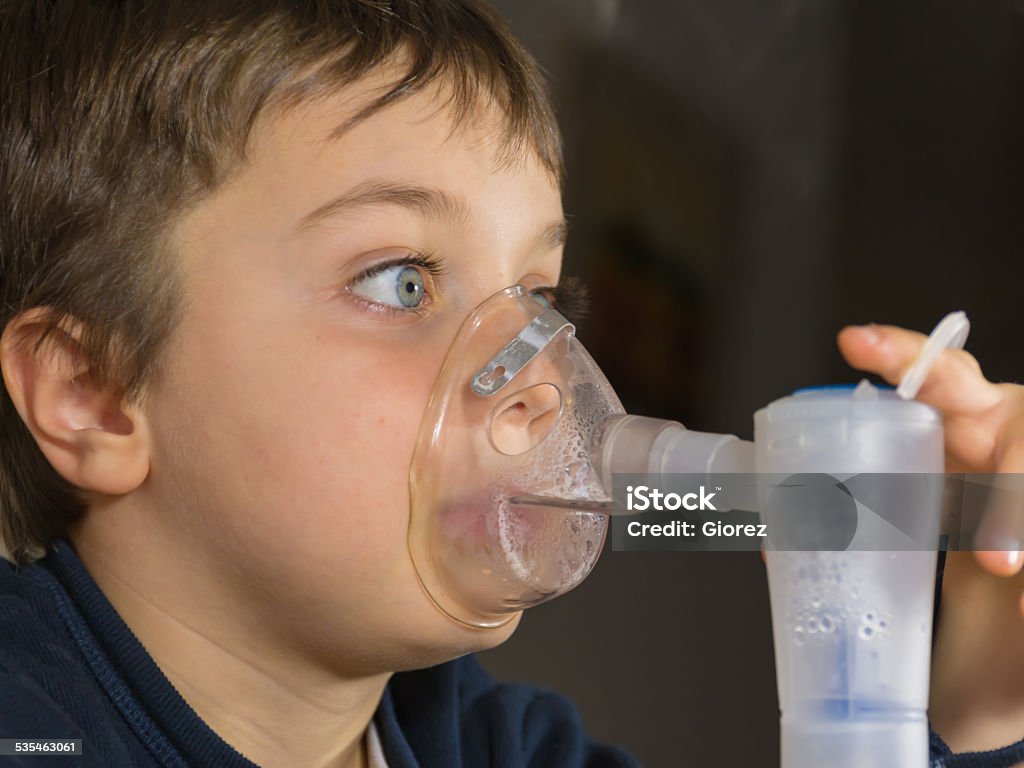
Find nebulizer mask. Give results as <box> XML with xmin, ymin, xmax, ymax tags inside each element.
<box><xmin>408</xmin><ymin>284</ymin><xmax>624</xmax><ymax>628</ymax></box>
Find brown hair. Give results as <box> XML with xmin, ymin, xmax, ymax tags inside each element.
<box><xmin>0</xmin><ymin>0</ymin><xmax>563</xmax><ymax>564</ymax></box>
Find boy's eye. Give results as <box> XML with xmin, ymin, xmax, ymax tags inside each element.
<box><xmin>348</xmin><ymin>256</ymin><xmax>441</xmax><ymax>312</ymax></box>
<box><xmin>352</xmin><ymin>264</ymin><xmax>425</xmax><ymax>308</ymax></box>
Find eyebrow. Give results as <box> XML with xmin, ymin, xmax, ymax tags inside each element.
<box><xmin>296</xmin><ymin>179</ymin><xmax>568</xmax><ymax>251</ymax></box>
<box><xmin>535</xmin><ymin>219</ymin><xmax>569</xmax><ymax>252</ymax></box>
<box><xmin>297</xmin><ymin>180</ymin><xmax>470</xmax><ymax>231</ymax></box>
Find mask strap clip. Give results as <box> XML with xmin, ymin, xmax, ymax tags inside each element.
<box><xmin>471</xmin><ymin>309</ymin><xmax>574</xmax><ymax>397</ymax></box>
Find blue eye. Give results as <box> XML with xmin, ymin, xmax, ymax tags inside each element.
<box><xmin>395</xmin><ymin>266</ymin><xmax>425</xmax><ymax>308</ymax></box>
<box><xmin>529</xmin><ymin>288</ymin><xmax>553</xmax><ymax>309</ymax></box>
<box><xmin>350</xmin><ymin>263</ymin><xmax>428</xmax><ymax>310</ymax></box>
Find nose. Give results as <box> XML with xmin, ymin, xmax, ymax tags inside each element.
<box><xmin>488</xmin><ymin>381</ymin><xmax>562</xmax><ymax>456</ymax></box>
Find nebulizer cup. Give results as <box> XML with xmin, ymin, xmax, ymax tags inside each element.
<box><xmin>756</xmin><ymin>384</ymin><xmax>944</xmax><ymax>768</ymax></box>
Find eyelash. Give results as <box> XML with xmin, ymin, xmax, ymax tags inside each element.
<box><xmin>343</xmin><ymin>255</ymin><xmax>591</xmax><ymax>324</ymax></box>
<box><xmin>532</xmin><ymin>275</ymin><xmax>591</xmax><ymax>327</ymax></box>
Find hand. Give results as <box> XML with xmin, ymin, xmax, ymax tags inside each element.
<box><xmin>837</xmin><ymin>323</ymin><xmax>1024</xmax><ymax>582</ymax></box>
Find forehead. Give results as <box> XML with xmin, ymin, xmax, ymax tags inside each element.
<box><xmin>243</xmin><ymin>70</ymin><xmax>560</xmax><ymax>200</ymax></box>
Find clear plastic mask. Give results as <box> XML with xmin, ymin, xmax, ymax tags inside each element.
<box><xmin>409</xmin><ymin>285</ymin><xmax>624</xmax><ymax>628</ymax></box>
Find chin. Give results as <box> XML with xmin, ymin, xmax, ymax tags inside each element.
<box><xmin>389</xmin><ymin>610</ymin><xmax>523</xmax><ymax>673</ymax></box>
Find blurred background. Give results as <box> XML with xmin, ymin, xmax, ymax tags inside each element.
<box><xmin>478</xmin><ymin>1</ymin><xmax>1024</xmax><ymax>765</ymax></box>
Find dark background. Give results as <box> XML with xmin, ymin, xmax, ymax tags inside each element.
<box><xmin>478</xmin><ymin>1</ymin><xmax>1024</xmax><ymax>766</ymax></box>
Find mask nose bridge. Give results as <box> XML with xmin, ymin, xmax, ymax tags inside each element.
<box><xmin>487</xmin><ymin>376</ymin><xmax>564</xmax><ymax>457</ymax></box>
<box><xmin>471</xmin><ymin>308</ymin><xmax>574</xmax><ymax>397</ymax></box>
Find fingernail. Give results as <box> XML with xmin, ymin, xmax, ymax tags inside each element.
<box><xmin>1006</xmin><ymin>550</ymin><xmax>1023</xmax><ymax>569</ymax></box>
<box><xmin>849</xmin><ymin>324</ymin><xmax>880</xmax><ymax>345</ymax></box>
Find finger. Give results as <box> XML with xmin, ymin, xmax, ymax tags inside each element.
<box><xmin>975</xmin><ymin>442</ymin><xmax>1024</xmax><ymax>577</ymax></box>
<box><xmin>994</xmin><ymin>413</ymin><xmax>1024</xmax><ymax>473</ymax></box>
<box><xmin>837</xmin><ymin>324</ymin><xmax>1002</xmax><ymax>416</ymax></box>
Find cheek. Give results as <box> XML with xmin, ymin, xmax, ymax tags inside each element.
<box><xmin>159</xmin><ymin>318</ymin><xmax>437</xmax><ymax>576</ymax></box>
<box><xmin>300</xmin><ymin>368</ymin><xmax>429</xmax><ymax>550</ymax></box>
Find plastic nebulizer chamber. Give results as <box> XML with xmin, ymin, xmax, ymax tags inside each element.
<box><xmin>408</xmin><ymin>285</ymin><xmax>625</xmax><ymax>628</ymax></box>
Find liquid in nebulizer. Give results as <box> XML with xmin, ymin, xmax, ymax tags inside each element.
<box><xmin>769</xmin><ymin>548</ymin><xmax>936</xmax><ymax>768</ymax></box>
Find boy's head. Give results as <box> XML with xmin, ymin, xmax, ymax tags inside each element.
<box><xmin>0</xmin><ymin>0</ymin><xmax>565</xmax><ymax>668</ymax></box>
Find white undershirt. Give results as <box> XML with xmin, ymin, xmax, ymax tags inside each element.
<box><xmin>366</xmin><ymin>721</ymin><xmax>390</xmax><ymax>768</ymax></box>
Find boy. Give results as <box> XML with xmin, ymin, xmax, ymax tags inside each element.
<box><xmin>0</xmin><ymin>1</ymin><xmax>1022</xmax><ymax>767</ymax></box>
<box><xmin>0</xmin><ymin>2</ymin><xmax>633</xmax><ymax>766</ymax></box>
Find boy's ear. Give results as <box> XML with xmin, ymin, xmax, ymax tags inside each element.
<box><xmin>0</xmin><ymin>308</ymin><xmax>150</xmax><ymax>496</ymax></box>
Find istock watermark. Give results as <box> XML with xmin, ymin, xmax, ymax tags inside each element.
<box><xmin>625</xmin><ymin>484</ymin><xmax>719</xmax><ymax>512</ymax></box>
<box><xmin>609</xmin><ymin>473</ymin><xmax>1024</xmax><ymax>553</ymax></box>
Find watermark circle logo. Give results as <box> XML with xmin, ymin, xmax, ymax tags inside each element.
<box><xmin>763</xmin><ymin>473</ymin><xmax>857</xmax><ymax>551</ymax></box>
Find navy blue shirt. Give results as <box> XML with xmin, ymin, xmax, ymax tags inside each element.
<box><xmin>1</xmin><ymin>540</ymin><xmax>1022</xmax><ymax>767</ymax></box>
<box><xmin>0</xmin><ymin>540</ymin><xmax>637</xmax><ymax>767</ymax></box>
<box><xmin>931</xmin><ymin>730</ymin><xmax>1024</xmax><ymax>768</ymax></box>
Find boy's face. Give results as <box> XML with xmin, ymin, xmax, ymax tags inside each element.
<box><xmin>139</xmin><ymin>75</ymin><xmax>565</xmax><ymax>672</ymax></box>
